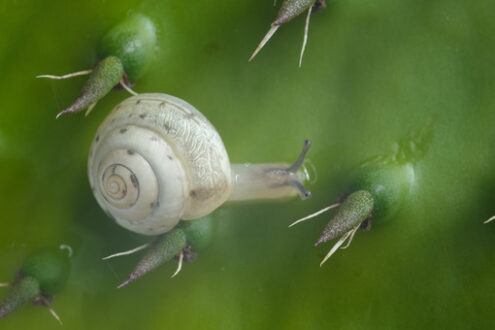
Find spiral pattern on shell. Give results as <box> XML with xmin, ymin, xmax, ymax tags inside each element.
<box><xmin>88</xmin><ymin>93</ymin><xmax>232</xmax><ymax>235</ymax></box>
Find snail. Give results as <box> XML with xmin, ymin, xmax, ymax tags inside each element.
<box><xmin>249</xmin><ymin>0</ymin><xmax>327</xmax><ymax>67</ymax></box>
<box><xmin>89</xmin><ymin>93</ymin><xmax>312</xmax><ymax>285</ymax></box>
<box><xmin>38</xmin><ymin>13</ymin><xmax>157</xmax><ymax>118</ymax></box>
<box><xmin>0</xmin><ymin>246</ymin><xmax>71</xmax><ymax>324</ymax></box>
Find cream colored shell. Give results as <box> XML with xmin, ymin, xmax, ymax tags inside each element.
<box><xmin>88</xmin><ymin>93</ymin><xmax>232</xmax><ymax>235</ymax></box>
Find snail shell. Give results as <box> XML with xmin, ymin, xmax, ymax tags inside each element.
<box><xmin>88</xmin><ymin>93</ymin><xmax>232</xmax><ymax>235</ymax></box>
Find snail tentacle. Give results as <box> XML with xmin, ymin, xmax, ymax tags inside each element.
<box><xmin>288</xmin><ymin>180</ymin><xmax>312</xmax><ymax>199</ymax></box>
<box><xmin>286</xmin><ymin>139</ymin><xmax>312</xmax><ymax>173</ymax></box>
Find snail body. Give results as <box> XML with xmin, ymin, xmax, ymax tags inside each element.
<box><xmin>89</xmin><ymin>93</ymin><xmax>311</xmax><ymax>236</ymax></box>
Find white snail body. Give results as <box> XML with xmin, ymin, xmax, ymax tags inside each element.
<box><xmin>88</xmin><ymin>93</ymin><xmax>311</xmax><ymax>235</ymax></box>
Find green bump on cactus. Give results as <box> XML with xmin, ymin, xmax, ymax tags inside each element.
<box><xmin>275</xmin><ymin>0</ymin><xmax>318</xmax><ymax>25</ymax></box>
<box><xmin>118</xmin><ymin>228</ymin><xmax>187</xmax><ymax>288</ymax></box>
<box><xmin>115</xmin><ymin>218</ymin><xmax>214</xmax><ymax>288</ymax></box>
<box><xmin>321</xmin><ymin>162</ymin><xmax>414</xmax><ymax>265</ymax></box>
<box><xmin>290</xmin><ymin>124</ymin><xmax>431</xmax><ymax>266</ymax></box>
<box><xmin>290</xmin><ymin>159</ymin><xmax>416</xmax><ymax>266</ymax></box>
<box><xmin>315</xmin><ymin>190</ymin><xmax>374</xmax><ymax>246</ymax></box>
<box><xmin>350</xmin><ymin>163</ymin><xmax>415</xmax><ymax>223</ymax></box>
<box><xmin>0</xmin><ymin>277</ymin><xmax>40</xmax><ymax>320</ymax></box>
<box><xmin>179</xmin><ymin>217</ymin><xmax>214</xmax><ymax>251</ymax></box>
<box><xmin>20</xmin><ymin>249</ymin><xmax>71</xmax><ymax>296</ymax></box>
<box><xmin>0</xmin><ymin>248</ymin><xmax>70</xmax><ymax>321</ymax></box>
<box><xmin>40</xmin><ymin>13</ymin><xmax>157</xmax><ymax>118</ymax></box>
<box><xmin>99</xmin><ymin>13</ymin><xmax>157</xmax><ymax>81</ymax></box>
<box><xmin>56</xmin><ymin>56</ymin><xmax>124</xmax><ymax>118</ymax></box>
<box><xmin>249</xmin><ymin>0</ymin><xmax>326</xmax><ymax>66</ymax></box>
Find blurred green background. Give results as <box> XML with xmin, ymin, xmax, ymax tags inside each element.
<box><xmin>1</xmin><ymin>0</ymin><xmax>495</xmax><ymax>329</ymax></box>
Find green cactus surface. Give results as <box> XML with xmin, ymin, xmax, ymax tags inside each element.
<box><xmin>0</xmin><ymin>0</ymin><xmax>494</xmax><ymax>329</ymax></box>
